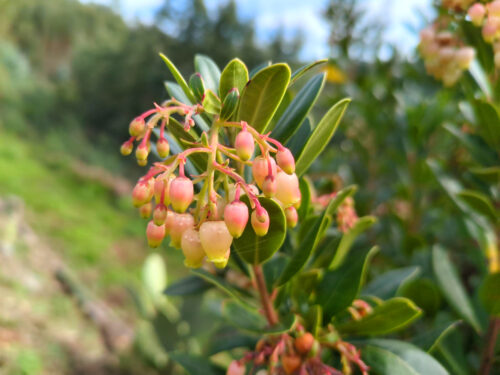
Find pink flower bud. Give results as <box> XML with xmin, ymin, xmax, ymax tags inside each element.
<box><xmin>139</xmin><ymin>202</ymin><xmax>152</xmax><ymax>219</ymax></box>
<box><xmin>129</xmin><ymin>117</ymin><xmax>145</xmax><ymax>137</ymax></box>
<box><xmin>276</xmin><ymin>148</ymin><xmax>295</xmax><ymax>174</ymax></box>
<box><xmin>199</xmin><ymin>221</ymin><xmax>233</xmax><ymax>263</ymax></box>
<box><xmin>456</xmin><ymin>47</ymin><xmax>475</xmax><ymax>68</ymax></box>
<box><xmin>137</xmin><ymin>159</ymin><xmax>148</xmax><ymax>167</ymax></box>
<box><xmin>251</xmin><ymin>209</ymin><xmax>269</xmax><ymax>236</ymax></box>
<box><xmin>275</xmin><ymin>172</ymin><xmax>301</xmax><ymax>208</ymax></box>
<box><xmin>468</xmin><ymin>3</ymin><xmax>486</xmax><ymax>25</ymax></box>
<box><xmin>227</xmin><ymin>360</ymin><xmax>245</xmax><ymax>375</ymax></box>
<box><xmin>156</xmin><ymin>137</ymin><xmax>170</xmax><ymax>158</ymax></box>
<box><xmin>181</xmin><ymin>228</ymin><xmax>206</xmax><ymax>268</ymax></box>
<box><xmin>285</xmin><ymin>206</ymin><xmax>298</xmax><ymax>228</ymax></box>
<box><xmin>169</xmin><ymin>213</ymin><xmax>194</xmax><ymax>248</ymax></box>
<box><xmin>154</xmin><ymin>175</ymin><xmax>174</xmax><ymax>206</ymax></box>
<box><xmin>164</xmin><ymin>210</ymin><xmax>175</xmax><ymax>235</ymax></box>
<box><xmin>153</xmin><ymin>204</ymin><xmax>168</xmax><ymax>225</ymax></box>
<box><xmin>120</xmin><ymin>141</ymin><xmax>133</xmax><ymax>156</ymax></box>
<box><xmin>146</xmin><ymin>220</ymin><xmax>165</xmax><ymax>248</ymax></box>
<box><xmin>235</xmin><ymin>130</ymin><xmax>255</xmax><ymax>161</ymax></box>
<box><xmin>489</xmin><ymin>1</ymin><xmax>500</xmax><ymax>17</ymax></box>
<box><xmin>135</xmin><ymin>144</ymin><xmax>148</xmax><ymax>161</ymax></box>
<box><xmin>224</xmin><ymin>201</ymin><xmax>249</xmax><ymax>238</ymax></box>
<box><xmin>252</xmin><ymin>156</ymin><xmax>277</xmax><ymax>189</ymax></box>
<box><xmin>132</xmin><ymin>179</ymin><xmax>154</xmax><ymax>207</ymax></box>
<box><xmin>169</xmin><ymin>176</ymin><xmax>194</xmax><ymax>213</ymax></box>
<box><xmin>262</xmin><ymin>176</ymin><xmax>277</xmax><ymax>197</ymax></box>
<box><xmin>482</xmin><ymin>19</ymin><xmax>498</xmax><ymax>43</ymax></box>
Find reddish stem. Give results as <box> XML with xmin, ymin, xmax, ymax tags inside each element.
<box><xmin>253</xmin><ymin>265</ymin><xmax>278</xmax><ymax>326</ymax></box>
<box><xmin>479</xmin><ymin>317</ymin><xmax>500</xmax><ymax>375</ymax></box>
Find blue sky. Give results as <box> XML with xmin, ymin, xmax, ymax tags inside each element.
<box><xmin>80</xmin><ymin>0</ymin><xmax>434</xmax><ymax>59</ymax></box>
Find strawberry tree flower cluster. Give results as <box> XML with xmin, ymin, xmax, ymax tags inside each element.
<box><xmin>468</xmin><ymin>1</ymin><xmax>500</xmax><ymax>66</ymax></box>
<box><xmin>121</xmin><ymin>87</ymin><xmax>301</xmax><ymax>269</ymax></box>
<box><xmin>419</xmin><ymin>24</ymin><xmax>475</xmax><ymax>86</ymax></box>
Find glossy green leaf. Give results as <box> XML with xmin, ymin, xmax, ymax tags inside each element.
<box><xmin>297</xmin><ymin>177</ymin><xmax>312</xmax><ymax>220</ymax></box>
<box><xmin>194</xmin><ymin>54</ymin><xmax>221</xmax><ymax>94</ymax></box>
<box><xmin>290</xmin><ymin>59</ymin><xmax>328</xmax><ymax>84</ymax></box>
<box><xmin>472</xmin><ymin>99</ymin><xmax>500</xmax><ymax>149</ymax></box>
<box><xmin>159</xmin><ymin>53</ymin><xmax>197</xmax><ymax>103</ymax></box>
<box><xmin>237</xmin><ymin>63</ymin><xmax>291</xmax><ymax>132</ymax></box>
<box><xmin>222</xmin><ymin>300</ymin><xmax>296</xmax><ymax>334</ymax></box>
<box><xmin>470</xmin><ymin>166</ymin><xmax>500</xmax><ymax>183</ymax></box>
<box><xmin>412</xmin><ymin>321</ymin><xmax>462</xmax><ymax>353</ymax></box>
<box><xmin>286</xmin><ymin>117</ymin><xmax>313</xmax><ymax>159</ymax></box>
<box><xmin>329</xmin><ymin>216</ymin><xmax>377</xmax><ymax>269</ymax></box>
<box><xmin>457</xmin><ymin>190</ymin><xmax>498</xmax><ymax>223</ymax></box>
<box><xmin>432</xmin><ymin>246</ymin><xmax>481</xmax><ymax>332</ymax></box>
<box><xmin>362</xmin><ymin>339</ymin><xmax>449</xmax><ymax>375</ymax></box>
<box><xmin>169</xmin><ymin>352</ymin><xmax>225</xmax><ymax>375</ymax></box>
<box><xmin>397</xmin><ymin>278</ymin><xmax>442</xmax><ymax>316</ymax></box>
<box><xmin>201</xmin><ymin>89</ymin><xmax>221</xmax><ymax>115</ymax></box>
<box><xmin>249</xmin><ymin>60</ymin><xmax>271</xmax><ymax>78</ymax></box>
<box><xmin>271</xmin><ymin>73</ymin><xmax>326</xmax><ymax>143</ymax></box>
<box><xmin>295</xmin><ymin>98</ymin><xmax>351</xmax><ymax>177</ymax></box>
<box><xmin>220</xmin><ymin>88</ymin><xmax>239</xmax><ymax>120</ymax></box>
<box><xmin>233</xmin><ymin>197</ymin><xmax>286</xmax><ymax>264</ymax></box>
<box><xmin>305</xmin><ymin>305</ymin><xmax>322</xmax><ymax>337</ymax></box>
<box><xmin>219</xmin><ymin>58</ymin><xmax>249</xmax><ymax>101</ymax></box>
<box><xmin>479</xmin><ymin>272</ymin><xmax>500</xmax><ymax>316</ymax></box>
<box><xmin>316</xmin><ymin>246</ymin><xmax>378</xmax><ymax>321</ymax></box>
<box><xmin>164</xmin><ymin>275</ymin><xmax>211</xmax><ymax>296</ymax></box>
<box><xmin>278</xmin><ymin>186</ymin><xmax>356</xmax><ymax>286</ymax></box>
<box><xmin>206</xmin><ymin>329</ymin><xmax>256</xmax><ymax>355</ymax></box>
<box><xmin>339</xmin><ymin>297</ymin><xmax>421</xmax><ymax>335</ymax></box>
<box><xmin>363</xmin><ymin>266</ymin><xmax>421</xmax><ymax>300</ymax></box>
<box><xmin>188</xmin><ymin>73</ymin><xmax>205</xmax><ymax>102</ymax></box>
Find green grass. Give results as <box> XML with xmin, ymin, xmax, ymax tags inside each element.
<box><xmin>0</xmin><ymin>129</ymin><xmax>158</xmax><ymax>288</ymax></box>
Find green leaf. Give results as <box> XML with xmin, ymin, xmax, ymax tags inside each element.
<box><xmin>290</xmin><ymin>59</ymin><xmax>328</xmax><ymax>84</ymax></box>
<box><xmin>470</xmin><ymin>166</ymin><xmax>500</xmax><ymax>183</ymax></box>
<box><xmin>168</xmin><ymin>352</ymin><xmax>225</xmax><ymax>375</ymax></box>
<box><xmin>249</xmin><ymin>60</ymin><xmax>271</xmax><ymax>78</ymax></box>
<box><xmin>329</xmin><ymin>216</ymin><xmax>377</xmax><ymax>269</ymax></box>
<box><xmin>305</xmin><ymin>305</ymin><xmax>322</xmax><ymax>337</ymax></box>
<box><xmin>206</xmin><ymin>329</ymin><xmax>256</xmax><ymax>355</ymax></box>
<box><xmin>397</xmin><ymin>278</ymin><xmax>442</xmax><ymax>316</ymax></box>
<box><xmin>472</xmin><ymin>99</ymin><xmax>500</xmax><ymax>149</ymax></box>
<box><xmin>362</xmin><ymin>339</ymin><xmax>449</xmax><ymax>375</ymax></box>
<box><xmin>201</xmin><ymin>89</ymin><xmax>221</xmax><ymax>115</ymax></box>
<box><xmin>219</xmin><ymin>58</ymin><xmax>249</xmax><ymax>101</ymax></box>
<box><xmin>339</xmin><ymin>297</ymin><xmax>421</xmax><ymax>335</ymax></box>
<box><xmin>443</xmin><ymin>124</ymin><xmax>497</xmax><ymax>166</ymax></box>
<box><xmin>363</xmin><ymin>266</ymin><xmax>421</xmax><ymax>300</ymax></box>
<box><xmin>277</xmin><ymin>186</ymin><xmax>356</xmax><ymax>286</ymax></box>
<box><xmin>237</xmin><ymin>63</ymin><xmax>291</xmax><ymax>132</ymax></box>
<box><xmin>222</xmin><ymin>300</ymin><xmax>296</xmax><ymax>334</ymax></box>
<box><xmin>295</xmin><ymin>98</ymin><xmax>350</xmax><ymax>177</ymax></box>
<box><xmin>220</xmin><ymin>88</ymin><xmax>239</xmax><ymax>120</ymax></box>
<box><xmin>457</xmin><ymin>190</ymin><xmax>498</xmax><ymax>223</ymax></box>
<box><xmin>159</xmin><ymin>53</ymin><xmax>197</xmax><ymax>103</ymax></box>
<box><xmin>297</xmin><ymin>177</ymin><xmax>312</xmax><ymax>220</ymax></box>
<box><xmin>479</xmin><ymin>272</ymin><xmax>500</xmax><ymax>316</ymax></box>
<box><xmin>194</xmin><ymin>54</ymin><xmax>221</xmax><ymax>94</ymax></box>
<box><xmin>232</xmin><ymin>197</ymin><xmax>286</xmax><ymax>264</ymax></box>
<box><xmin>316</xmin><ymin>246</ymin><xmax>378</xmax><ymax>321</ymax></box>
<box><xmin>164</xmin><ymin>275</ymin><xmax>211</xmax><ymax>296</ymax></box>
<box><xmin>190</xmin><ymin>269</ymin><xmax>254</xmax><ymax>309</ymax></box>
<box><xmin>271</xmin><ymin>73</ymin><xmax>326</xmax><ymax>143</ymax></box>
<box><xmin>412</xmin><ymin>321</ymin><xmax>462</xmax><ymax>353</ymax></box>
<box><xmin>286</xmin><ymin>117</ymin><xmax>313</xmax><ymax>159</ymax></box>
<box><xmin>432</xmin><ymin>246</ymin><xmax>482</xmax><ymax>332</ymax></box>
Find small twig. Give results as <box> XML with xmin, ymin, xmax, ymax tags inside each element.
<box><xmin>479</xmin><ymin>317</ymin><xmax>500</xmax><ymax>375</ymax></box>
